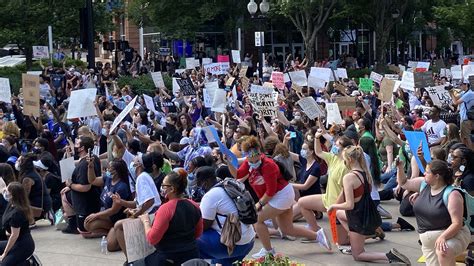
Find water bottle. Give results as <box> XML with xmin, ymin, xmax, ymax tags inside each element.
<box><xmin>100</xmin><ymin>236</ymin><xmax>108</xmax><ymax>255</ymax></box>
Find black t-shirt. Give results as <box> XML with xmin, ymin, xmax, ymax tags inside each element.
<box><xmin>297</xmin><ymin>155</ymin><xmax>321</xmax><ymax>196</ymax></box>
<box><xmin>2</xmin><ymin>205</ymin><xmax>30</xmax><ymax>239</ymax></box>
<box><xmin>71</xmin><ymin>156</ymin><xmax>101</xmax><ymax>215</ymax></box>
<box><xmin>461</xmin><ymin>171</ymin><xmax>474</xmax><ymax>195</ymax></box>
<box><xmin>45</xmin><ymin>172</ymin><xmax>64</xmax><ymax>199</ymax></box>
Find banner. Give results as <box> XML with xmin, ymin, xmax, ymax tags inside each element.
<box><xmin>414</xmin><ymin>71</ymin><xmax>434</xmax><ymax>88</ymax></box>
<box><xmin>426</xmin><ymin>85</ymin><xmax>452</xmax><ymax>107</ymax></box>
<box><xmin>123</xmin><ymin>219</ymin><xmax>156</xmax><ymax>262</ymax></box>
<box><xmin>176</xmin><ymin>78</ymin><xmax>196</xmax><ymax>96</ymax></box>
<box><xmin>271</xmin><ymin>71</ymin><xmax>285</xmax><ymax>90</ymax></box>
<box><xmin>379</xmin><ymin>79</ymin><xmax>395</xmax><ymax>102</ymax></box>
<box><xmin>369</xmin><ymin>71</ymin><xmax>384</xmax><ymax>84</ymax></box>
<box><xmin>325</xmin><ymin>103</ymin><xmax>343</xmax><ymax>127</ymax></box>
<box><xmin>32</xmin><ymin>46</ymin><xmax>49</xmax><ymax>59</ymax></box>
<box><xmin>110</xmin><ymin>96</ymin><xmax>138</xmax><ymax>133</ymax></box>
<box><xmin>249</xmin><ymin>90</ymin><xmax>278</xmax><ymax>117</ymax></box>
<box><xmin>297</xmin><ymin>97</ymin><xmax>324</xmax><ymax>120</ymax></box>
<box><xmin>310</xmin><ymin>67</ymin><xmax>331</xmax><ymax>83</ymax></box>
<box><xmin>217</xmin><ymin>55</ymin><xmax>230</xmax><ymax>63</ymax></box>
<box><xmin>67</xmin><ymin>88</ymin><xmax>98</xmax><ymax>119</ymax></box>
<box><xmin>359</xmin><ymin>78</ymin><xmax>373</xmax><ymax>92</ymax></box>
<box><xmin>231</xmin><ymin>50</ymin><xmax>241</xmax><ymax>64</ymax></box>
<box><xmin>143</xmin><ymin>94</ymin><xmax>157</xmax><ymax>113</ymax></box>
<box><xmin>0</xmin><ymin>78</ymin><xmax>11</xmax><ymax>103</ymax></box>
<box><xmin>289</xmin><ymin>70</ymin><xmax>307</xmax><ymax>87</ymax></box>
<box><xmin>203</xmin><ymin>63</ymin><xmax>230</xmax><ymax>76</ymax></box>
<box><xmin>400</xmin><ymin>71</ymin><xmax>414</xmax><ymax>91</ymax></box>
<box><xmin>150</xmin><ymin>72</ymin><xmax>165</xmax><ymax>88</ymax></box>
<box><xmin>22</xmin><ymin>74</ymin><xmax>40</xmax><ymax>117</ymax></box>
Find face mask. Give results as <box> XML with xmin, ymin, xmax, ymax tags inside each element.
<box><xmin>105</xmin><ymin>170</ymin><xmax>111</xmax><ymax>177</ymax></box>
<box><xmin>14</xmin><ymin>161</ymin><xmax>20</xmax><ymax>171</ymax></box>
<box><xmin>128</xmin><ymin>162</ymin><xmax>137</xmax><ymax>180</ymax></box>
<box><xmin>191</xmin><ymin>186</ymin><xmax>206</xmax><ymax>202</ymax></box>
<box><xmin>102</xmin><ymin>128</ymin><xmax>108</xmax><ymax>136</ymax></box>
<box><xmin>300</xmin><ymin>149</ymin><xmax>308</xmax><ymax>159</ymax></box>
<box><xmin>32</xmin><ymin>147</ymin><xmax>41</xmax><ymax>154</ymax></box>
<box><xmin>354</xmin><ymin>124</ymin><xmax>360</xmax><ymax>133</ymax></box>
<box><xmin>330</xmin><ymin>145</ymin><xmax>340</xmax><ymax>155</ymax></box>
<box><xmin>248</xmin><ymin>160</ymin><xmax>262</xmax><ymax>170</ymax></box>
<box><xmin>447</xmin><ymin>154</ymin><xmax>453</xmax><ymax>164</ymax></box>
<box><xmin>2</xmin><ymin>191</ymin><xmax>10</xmax><ymax>202</ymax></box>
<box><xmin>460</xmin><ymin>165</ymin><xmax>466</xmax><ymax>172</ymax></box>
<box><xmin>160</xmin><ymin>187</ymin><xmax>168</xmax><ymax>199</ymax></box>
<box><xmin>294</xmin><ymin>115</ymin><xmax>301</xmax><ymax>120</ymax></box>
<box><xmin>166</xmin><ymin>122</ymin><xmax>174</xmax><ymax>129</ymax></box>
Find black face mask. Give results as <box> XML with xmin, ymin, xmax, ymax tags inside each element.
<box><xmin>166</xmin><ymin>122</ymin><xmax>175</xmax><ymax>129</ymax></box>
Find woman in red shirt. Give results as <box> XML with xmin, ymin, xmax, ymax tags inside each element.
<box><xmin>140</xmin><ymin>169</ymin><xmax>203</xmax><ymax>265</ymax></box>
<box><xmin>227</xmin><ymin>136</ymin><xmax>331</xmax><ymax>259</ymax></box>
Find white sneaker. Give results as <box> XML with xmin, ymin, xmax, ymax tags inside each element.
<box><xmin>251</xmin><ymin>247</ymin><xmax>275</xmax><ymax>259</ymax></box>
<box><xmin>316</xmin><ymin>228</ymin><xmax>332</xmax><ymax>251</ymax></box>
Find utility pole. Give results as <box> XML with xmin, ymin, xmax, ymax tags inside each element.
<box><xmin>86</xmin><ymin>0</ymin><xmax>95</xmax><ymax>69</ymax></box>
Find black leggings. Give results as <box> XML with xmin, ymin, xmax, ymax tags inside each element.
<box><xmin>145</xmin><ymin>249</ymin><xmax>199</xmax><ymax>266</ymax></box>
<box><xmin>0</xmin><ymin>234</ymin><xmax>35</xmax><ymax>266</ymax></box>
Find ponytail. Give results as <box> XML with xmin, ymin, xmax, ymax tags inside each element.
<box><xmin>343</xmin><ymin>145</ymin><xmax>373</xmax><ymax>185</ymax></box>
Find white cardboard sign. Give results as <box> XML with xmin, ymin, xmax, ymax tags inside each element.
<box><xmin>32</xmin><ymin>46</ymin><xmax>49</xmax><ymax>59</ymax></box>
<box><xmin>59</xmin><ymin>157</ymin><xmax>76</xmax><ymax>182</ymax></box>
<box><xmin>123</xmin><ymin>218</ymin><xmax>156</xmax><ymax>262</ymax></box>
<box><xmin>297</xmin><ymin>97</ymin><xmax>324</xmax><ymax>120</ymax></box>
<box><xmin>400</xmin><ymin>71</ymin><xmax>414</xmax><ymax>91</ymax></box>
<box><xmin>426</xmin><ymin>85</ymin><xmax>453</xmax><ymax>107</ymax></box>
<box><xmin>336</xmin><ymin>68</ymin><xmax>348</xmax><ymax>79</ymax></box>
<box><xmin>310</xmin><ymin>67</ymin><xmax>331</xmax><ymax>83</ymax></box>
<box><xmin>67</xmin><ymin>88</ymin><xmax>97</xmax><ymax>119</ymax></box>
<box><xmin>369</xmin><ymin>71</ymin><xmax>384</xmax><ymax>84</ymax></box>
<box><xmin>231</xmin><ymin>50</ymin><xmax>241</xmax><ymax>64</ymax></box>
<box><xmin>211</xmin><ymin>88</ymin><xmax>227</xmax><ymax>113</ymax></box>
<box><xmin>204</xmin><ymin>81</ymin><xmax>218</xmax><ymax>108</ymax></box>
<box><xmin>110</xmin><ymin>96</ymin><xmax>138</xmax><ymax>133</ymax></box>
<box><xmin>0</xmin><ymin>78</ymin><xmax>11</xmax><ymax>103</ymax></box>
<box><xmin>143</xmin><ymin>94</ymin><xmax>157</xmax><ymax>113</ymax></box>
<box><xmin>150</xmin><ymin>72</ymin><xmax>165</xmax><ymax>88</ymax></box>
<box><xmin>186</xmin><ymin>58</ymin><xmax>196</xmax><ymax>69</ymax></box>
<box><xmin>325</xmin><ymin>103</ymin><xmax>343</xmax><ymax>127</ymax></box>
<box><xmin>289</xmin><ymin>70</ymin><xmax>307</xmax><ymax>87</ymax></box>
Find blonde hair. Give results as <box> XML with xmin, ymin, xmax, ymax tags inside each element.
<box><xmin>3</xmin><ymin>122</ymin><xmax>20</xmax><ymax>138</ymax></box>
<box><xmin>342</xmin><ymin>145</ymin><xmax>372</xmax><ymax>184</ymax></box>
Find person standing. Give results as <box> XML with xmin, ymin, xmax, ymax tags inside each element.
<box><xmin>451</xmin><ymin>82</ymin><xmax>474</xmax><ymax>149</ymax></box>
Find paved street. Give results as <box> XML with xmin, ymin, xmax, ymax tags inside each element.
<box><xmin>31</xmin><ymin>200</ymin><xmax>427</xmax><ymax>265</ymax></box>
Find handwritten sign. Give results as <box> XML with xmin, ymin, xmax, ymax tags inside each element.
<box><xmin>123</xmin><ymin>218</ymin><xmax>156</xmax><ymax>262</ymax></box>
<box><xmin>204</xmin><ymin>82</ymin><xmax>218</xmax><ymax>108</ymax></box>
<box><xmin>203</xmin><ymin>63</ymin><xmax>230</xmax><ymax>76</ymax></box>
<box><xmin>359</xmin><ymin>78</ymin><xmax>373</xmax><ymax>92</ymax></box>
<box><xmin>241</xmin><ymin>77</ymin><xmax>250</xmax><ymax>91</ymax></box>
<box><xmin>239</xmin><ymin>66</ymin><xmax>248</xmax><ymax>78</ymax></box>
<box><xmin>426</xmin><ymin>85</ymin><xmax>452</xmax><ymax>107</ymax></box>
<box><xmin>310</xmin><ymin>67</ymin><xmax>332</xmax><ymax>83</ymax></box>
<box><xmin>211</xmin><ymin>88</ymin><xmax>227</xmax><ymax>113</ymax></box>
<box><xmin>336</xmin><ymin>68</ymin><xmax>348</xmax><ymax>79</ymax></box>
<box><xmin>67</xmin><ymin>88</ymin><xmax>98</xmax><ymax>119</ymax></box>
<box><xmin>297</xmin><ymin>97</ymin><xmax>324</xmax><ymax>120</ymax></box>
<box><xmin>463</xmin><ymin>65</ymin><xmax>474</xmax><ymax>82</ymax></box>
<box><xmin>414</xmin><ymin>71</ymin><xmax>434</xmax><ymax>88</ymax></box>
<box><xmin>22</xmin><ymin>74</ymin><xmax>40</xmax><ymax>117</ymax></box>
<box><xmin>110</xmin><ymin>96</ymin><xmax>138</xmax><ymax>133</ymax></box>
<box><xmin>202</xmin><ymin>58</ymin><xmax>212</xmax><ymax>65</ymax></box>
<box><xmin>384</xmin><ymin>74</ymin><xmax>399</xmax><ymax>80</ymax></box>
<box><xmin>289</xmin><ymin>70</ymin><xmax>307</xmax><ymax>87</ymax></box>
<box><xmin>271</xmin><ymin>71</ymin><xmax>285</xmax><ymax>90</ymax></box>
<box><xmin>186</xmin><ymin>58</ymin><xmax>196</xmax><ymax>69</ymax></box>
<box><xmin>32</xmin><ymin>46</ymin><xmax>49</xmax><ymax>59</ymax></box>
<box><xmin>379</xmin><ymin>79</ymin><xmax>395</xmax><ymax>102</ymax></box>
<box><xmin>176</xmin><ymin>78</ymin><xmax>196</xmax><ymax>96</ymax></box>
<box><xmin>231</xmin><ymin>50</ymin><xmax>241</xmax><ymax>64</ymax></box>
<box><xmin>217</xmin><ymin>55</ymin><xmax>230</xmax><ymax>63</ymax></box>
<box><xmin>325</xmin><ymin>103</ymin><xmax>343</xmax><ymax>127</ymax></box>
<box><xmin>225</xmin><ymin>77</ymin><xmax>235</xmax><ymax>87</ymax></box>
<box><xmin>150</xmin><ymin>72</ymin><xmax>165</xmax><ymax>88</ymax></box>
<box><xmin>249</xmin><ymin>90</ymin><xmax>278</xmax><ymax>117</ymax></box>
<box><xmin>451</xmin><ymin>65</ymin><xmax>462</xmax><ymax>80</ymax></box>
<box><xmin>307</xmin><ymin>76</ymin><xmax>326</xmax><ymax>89</ymax></box>
<box><xmin>369</xmin><ymin>71</ymin><xmax>384</xmax><ymax>84</ymax></box>
<box><xmin>143</xmin><ymin>94</ymin><xmax>157</xmax><ymax>113</ymax></box>
<box><xmin>0</xmin><ymin>78</ymin><xmax>11</xmax><ymax>103</ymax></box>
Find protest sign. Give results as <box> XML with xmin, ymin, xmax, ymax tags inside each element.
<box><xmin>289</xmin><ymin>70</ymin><xmax>307</xmax><ymax>87</ymax></box>
<box><xmin>202</xmin><ymin>58</ymin><xmax>212</xmax><ymax>65</ymax></box>
<box><xmin>123</xmin><ymin>219</ymin><xmax>156</xmax><ymax>262</ymax></box>
<box><xmin>172</xmin><ymin>78</ymin><xmax>180</xmax><ymax>94</ymax></box>
<box><xmin>336</xmin><ymin>68</ymin><xmax>348</xmax><ymax>79</ymax></box>
<box><xmin>417</xmin><ymin>61</ymin><xmax>430</xmax><ymax>71</ymax></box>
<box><xmin>175</xmin><ymin>69</ymin><xmax>186</xmax><ymax>75</ymax></box>
<box><xmin>241</xmin><ymin>77</ymin><xmax>250</xmax><ymax>91</ymax></box>
<box><xmin>176</xmin><ymin>78</ymin><xmax>196</xmax><ymax>96</ymax></box>
<box><xmin>451</xmin><ymin>65</ymin><xmax>462</xmax><ymax>80</ymax></box>
<box><xmin>310</xmin><ymin>67</ymin><xmax>331</xmax><ymax>83</ymax></box>
<box><xmin>297</xmin><ymin>97</ymin><xmax>324</xmax><ymax>120</ymax></box>
<box><xmin>384</xmin><ymin>74</ymin><xmax>399</xmax><ymax>80</ymax></box>
<box><xmin>217</xmin><ymin>55</ymin><xmax>230</xmax><ymax>63</ymax></box>
<box><xmin>59</xmin><ymin>157</ymin><xmax>76</xmax><ymax>182</ymax></box>
<box><xmin>307</xmin><ymin>76</ymin><xmax>326</xmax><ymax>89</ymax></box>
<box><xmin>67</xmin><ymin>88</ymin><xmax>97</xmax><ymax>119</ymax></box>
<box><xmin>271</xmin><ymin>71</ymin><xmax>285</xmax><ymax>90</ymax></box>
<box><xmin>239</xmin><ymin>66</ymin><xmax>248</xmax><ymax>78</ymax></box>
<box><xmin>403</xmin><ymin>130</ymin><xmax>430</xmax><ymax>173</ymax></box>
<box><xmin>110</xmin><ymin>96</ymin><xmax>137</xmax><ymax>133</ymax></box>
<box><xmin>439</xmin><ymin>68</ymin><xmax>452</xmax><ymax>78</ymax></box>
<box><xmin>22</xmin><ymin>74</ymin><xmax>40</xmax><ymax>117</ymax></box>
<box><xmin>379</xmin><ymin>79</ymin><xmax>395</xmax><ymax>102</ymax></box>
<box><xmin>150</xmin><ymin>72</ymin><xmax>165</xmax><ymax>88</ymax></box>
<box><xmin>209</xmin><ymin>126</ymin><xmax>238</xmax><ymax>168</ymax></box>
<box><xmin>408</xmin><ymin>61</ymin><xmax>418</xmax><ymax>68</ymax></box>
<box><xmin>143</xmin><ymin>94</ymin><xmax>157</xmax><ymax>113</ymax></box>
<box><xmin>0</xmin><ymin>78</ymin><xmax>11</xmax><ymax>103</ymax></box>
<box><xmin>388</xmin><ymin>65</ymin><xmax>401</xmax><ymax>74</ymax></box>
<box><xmin>211</xmin><ymin>88</ymin><xmax>227</xmax><ymax>113</ymax></box>
<box><xmin>325</xmin><ymin>103</ymin><xmax>343</xmax><ymax>127</ymax></box>
<box><xmin>32</xmin><ymin>46</ymin><xmax>49</xmax><ymax>59</ymax></box>
<box><xmin>358</xmin><ymin>78</ymin><xmax>373</xmax><ymax>92</ymax></box>
<box><xmin>432</xmin><ymin>59</ymin><xmax>445</xmax><ymax>73</ymax></box>
<box><xmin>185</xmin><ymin>58</ymin><xmax>196</xmax><ymax>69</ymax></box>
<box><xmin>426</xmin><ymin>85</ymin><xmax>452</xmax><ymax>107</ymax></box>
<box><xmin>414</xmin><ymin>71</ymin><xmax>434</xmax><ymax>88</ymax></box>
<box><xmin>231</xmin><ymin>50</ymin><xmax>241</xmax><ymax>63</ymax></box>
<box><xmin>203</xmin><ymin>63</ymin><xmax>230</xmax><ymax>76</ymax></box>
<box><xmin>369</xmin><ymin>71</ymin><xmax>384</xmax><ymax>84</ymax></box>
<box><xmin>335</xmin><ymin>97</ymin><xmax>356</xmax><ymax>117</ymax></box>
<box><xmin>204</xmin><ymin>82</ymin><xmax>218</xmax><ymax>108</ymax></box>
<box><xmin>263</xmin><ymin>82</ymin><xmax>274</xmax><ymax>89</ymax></box>
<box><xmin>249</xmin><ymin>90</ymin><xmax>278</xmax><ymax>117</ymax></box>
<box><xmin>251</xmin><ymin>85</ymin><xmax>274</xmax><ymax>94</ymax></box>
<box><xmin>463</xmin><ymin>65</ymin><xmax>474</xmax><ymax>82</ymax></box>
<box><xmin>225</xmin><ymin>77</ymin><xmax>235</xmax><ymax>87</ymax></box>
<box><xmin>400</xmin><ymin>71</ymin><xmax>415</xmax><ymax>91</ymax></box>
<box><xmin>398</xmin><ymin>65</ymin><xmax>406</xmax><ymax>72</ymax></box>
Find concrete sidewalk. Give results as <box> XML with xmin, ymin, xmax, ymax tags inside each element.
<box><xmin>32</xmin><ymin>200</ymin><xmax>425</xmax><ymax>265</ymax></box>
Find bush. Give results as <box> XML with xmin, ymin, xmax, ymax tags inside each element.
<box><xmin>347</xmin><ymin>68</ymin><xmax>371</xmax><ymax>79</ymax></box>
<box><xmin>116</xmin><ymin>72</ymin><xmax>173</xmax><ymax>96</ymax></box>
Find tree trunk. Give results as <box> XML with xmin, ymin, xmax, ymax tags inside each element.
<box><xmin>25</xmin><ymin>47</ymin><xmax>33</xmax><ymax>70</ymax></box>
<box><xmin>375</xmin><ymin>29</ymin><xmax>389</xmax><ymax>72</ymax></box>
<box><xmin>305</xmin><ymin>36</ymin><xmax>316</xmax><ymax>68</ymax></box>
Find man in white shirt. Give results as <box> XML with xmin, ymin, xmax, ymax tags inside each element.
<box><xmin>196</xmin><ymin>166</ymin><xmax>255</xmax><ymax>265</ymax></box>
<box><xmin>421</xmin><ymin>106</ymin><xmax>446</xmax><ymax>148</ymax></box>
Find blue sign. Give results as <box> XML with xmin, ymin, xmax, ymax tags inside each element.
<box><xmin>403</xmin><ymin>130</ymin><xmax>431</xmax><ymax>173</ymax></box>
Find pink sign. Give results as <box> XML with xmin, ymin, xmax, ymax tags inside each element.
<box><xmin>217</xmin><ymin>55</ymin><xmax>230</xmax><ymax>63</ymax></box>
<box><xmin>271</xmin><ymin>71</ymin><xmax>285</xmax><ymax>90</ymax></box>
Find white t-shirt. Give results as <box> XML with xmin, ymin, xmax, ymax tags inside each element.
<box><xmin>39</xmin><ymin>83</ymin><xmax>51</xmax><ymax>99</ymax></box>
<box><xmin>135</xmin><ymin>172</ymin><xmax>161</xmax><ymax>213</ymax></box>
<box><xmin>200</xmin><ymin>187</ymin><xmax>255</xmax><ymax>245</ymax></box>
<box><xmin>122</xmin><ymin>150</ymin><xmax>137</xmax><ymax>193</ymax></box>
<box><xmin>421</xmin><ymin>119</ymin><xmax>446</xmax><ymax>145</ymax></box>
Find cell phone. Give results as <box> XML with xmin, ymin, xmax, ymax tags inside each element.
<box><xmin>290</xmin><ymin>132</ymin><xmax>296</xmax><ymax>138</ymax></box>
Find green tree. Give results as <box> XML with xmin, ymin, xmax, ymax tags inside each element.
<box><xmin>434</xmin><ymin>0</ymin><xmax>474</xmax><ymax>49</ymax></box>
<box><xmin>273</xmin><ymin>0</ymin><xmax>337</xmax><ymax>66</ymax></box>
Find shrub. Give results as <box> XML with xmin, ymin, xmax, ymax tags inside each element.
<box><xmin>116</xmin><ymin>72</ymin><xmax>173</xmax><ymax>96</ymax></box>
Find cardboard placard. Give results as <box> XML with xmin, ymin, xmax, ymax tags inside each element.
<box><xmin>203</xmin><ymin>63</ymin><xmax>230</xmax><ymax>76</ymax></box>
<box><xmin>211</xmin><ymin>88</ymin><xmax>227</xmax><ymax>113</ymax></box>
<box><xmin>336</xmin><ymin>68</ymin><xmax>348</xmax><ymax>79</ymax></box>
<box><xmin>335</xmin><ymin>97</ymin><xmax>356</xmax><ymax>117</ymax></box>
<box><xmin>176</xmin><ymin>78</ymin><xmax>196</xmax><ymax>96</ymax></box>
<box><xmin>369</xmin><ymin>71</ymin><xmax>384</xmax><ymax>84</ymax></box>
<box><xmin>150</xmin><ymin>72</ymin><xmax>165</xmax><ymax>88</ymax></box>
<box><xmin>110</xmin><ymin>96</ymin><xmax>138</xmax><ymax>133</ymax></box>
<box><xmin>463</xmin><ymin>65</ymin><xmax>474</xmax><ymax>82</ymax></box>
<box><xmin>379</xmin><ymin>79</ymin><xmax>395</xmax><ymax>102</ymax></box>
<box><xmin>225</xmin><ymin>77</ymin><xmax>235</xmax><ymax>87</ymax></box>
<box><xmin>59</xmin><ymin>157</ymin><xmax>75</xmax><ymax>182</ymax></box>
<box><xmin>309</xmin><ymin>67</ymin><xmax>332</xmax><ymax>83</ymax></box>
<box><xmin>0</xmin><ymin>78</ymin><xmax>11</xmax><ymax>103</ymax></box>
<box><xmin>241</xmin><ymin>77</ymin><xmax>250</xmax><ymax>91</ymax></box>
<box><xmin>325</xmin><ymin>103</ymin><xmax>344</xmax><ymax>127</ymax></box>
<box><xmin>67</xmin><ymin>88</ymin><xmax>98</xmax><ymax>119</ymax></box>
<box><xmin>400</xmin><ymin>71</ymin><xmax>415</xmax><ymax>91</ymax></box>
<box><xmin>143</xmin><ymin>94</ymin><xmax>157</xmax><ymax>113</ymax></box>
<box><xmin>22</xmin><ymin>74</ymin><xmax>40</xmax><ymax>117</ymax></box>
<box><xmin>217</xmin><ymin>55</ymin><xmax>230</xmax><ymax>63</ymax></box>
<box><xmin>414</xmin><ymin>71</ymin><xmax>434</xmax><ymax>88</ymax></box>
<box><xmin>202</xmin><ymin>58</ymin><xmax>212</xmax><ymax>65</ymax></box>
<box><xmin>271</xmin><ymin>71</ymin><xmax>285</xmax><ymax>90</ymax></box>
<box><xmin>239</xmin><ymin>66</ymin><xmax>248</xmax><ymax>78</ymax></box>
<box><xmin>123</xmin><ymin>219</ymin><xmax>156</xmax><ymax>262</ymax></box>
<box><xmin>426</xmin><ymin>85</ymin><xmax>452</xmax><ymax>107</ymax></box>
<box><xmin>297</xmin><ymin>97</ymin><xmax>325</xmax><ymax>119</ymax></box>
<box><xmin>388</xmin><ymin>65</ymin><xmax>401</xmax><ymax>74</ymax></box>
<box><xmin>384</xmin><ymin>74</ymin><xmax>399</xmax><ymax>80</ymax></box>
<box><xmin>203</xmin><ymin>81</ymin><xmax>218</xmax><ymax>108</ymax></box>
<box><xmin>231</xmin><ymin>50</ymin><xmax>241</xmax><ymax>64</ymax></box>
<box><xmin>451</xmin><ymin>65</ymin><xmax>462</xmax><ymax>80</ymax></box>
<box><xmin>249</xmin><ymin>90</ymin><xmax>278</xmax><ymax>117</ymax></box>
<box><xmin>32</xmin><ymin>46</ymin><xmax>49</xmax><ymax>59</ymax></box>
<box><xmin>307</xmin><ymin>76</ymin><xmax>326</xmax><ymax>89</ymax></box>
<box><xmin>185</xmin><ymin>58</ymin><xmax>196</xmax><ymax>69</ymax></box>
<box><xmin>359</xmin><ymin>78</ymin><xmax>373</xmax><ymax>92</ymax></box>
<box><xmin>289</xmin><ymin>70</ymin><xmax>307</xmax><ymax>87</ymax></box>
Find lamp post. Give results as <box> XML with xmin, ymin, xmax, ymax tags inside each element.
<box><xmin>247</xmin><ymin>0</ymin><xmax>269</xmax><ymax>80</ymax></box>
<box><xmin>139</xmin><ymin>2</ymin><xmax>149</xmax><ymax>60</ymax></box>
<box><xmin>392</xmin><ymin>9</ymin><xmax>400</xmax><ymax>65</ymax></box>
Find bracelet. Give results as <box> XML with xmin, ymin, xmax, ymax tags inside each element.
<box><xmin>259</xmin><ymin>200</ymin><xmax>266</xmax><ymax>207</ymax></box>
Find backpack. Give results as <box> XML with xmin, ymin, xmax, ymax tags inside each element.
<box><xmin>273</xmin><ymin>158</ymin><xmax>295</xmax><ymax>181</ymax></box>
<box><xmin>420</xmin><ymin>181</ymin><xmax>474</xmax><ymax>233</ymax></box>
<box><xmin>215</xmin><ymin>178</ymin><xmax>258</xmax><ymax>225</ymax></box>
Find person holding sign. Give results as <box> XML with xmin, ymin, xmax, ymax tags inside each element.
<box><xmin>140</xmin><ymin>170</ymin><xmax>203</xmax><ymax>265</ymax></box>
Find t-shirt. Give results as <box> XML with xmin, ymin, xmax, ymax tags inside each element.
<box><xmin>297</xmin><ymin>155</ymin><xmax>321</xmax><ymax>196</ymax></box>
<box><xmin>320</xmin><ymin>152</ymin><xmax>349</xmax><ymax>208</ymax></box>
<box><xmin>459</xmin><ymin>90</ymin><xmax>474</xmax><ymax>121</ymax></box>
<box><xmin>200</xmin><ymin>187</ymin><xmax>255</xmax><ymax>245</ymax></box>
<box><xmin>378</xmin><ymin>137</ymin><xmax>399</xmax><ymax>166</ymax></box>
<box><xmin>71</xmin><ymin>157</ymin><xmax>101</xmax><ymax>215</ymax></box>
<box><xmin>101</xmin><ymin>174</ymin><xmax>131</xmax><ymax>223</ymax></box>
<box><xmin>1</xmin><ymin>205</ymin><xmax>30</xmax><ymax>240</ymax></box>
<box><xmin>122</xmin><ymin>150</ymin><xmax>137</xmax><ymax>193</ymax></box>
<box><xmin>421</xmin><ymin>119</ymin><xmax>446</xmax><ymax>145</ymax></box>
<box><xmin>135</xmin><ymin>172</ymin><xmax>161</xmax><ymax>213</ymax></box>
<box><xmin>39</xmin><ymin>83</ymin><xmax>51</xmax><ymax>99</ymax></box>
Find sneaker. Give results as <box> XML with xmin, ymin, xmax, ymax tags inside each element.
<box><xmin>338</xmin><ymin>245</ymin><xmax>352</xmax><ymax>255</ymax></box>
<box><xmin>316</xmin><ymin>228</ymin><xmax>332</xmax><ymax>251</ymax></box>
<box><xmin>300</xmin><ymin>237</ymin><xmax>317</xmax><ymax>243</ymax></box>
<box><xmin>396</xmin><ymin>217</ymin><xmax>415</xmax><ymax>231</ymax></box>
<box><xmin>251</xmin><ymin>247</ymin><xmax>275</xmax><ymax>259</ymax></box>
<box><xmin>386</xmin><ymin>248</ymin><xmax>411</xmax><ymax>265</ymax></box>
<box><xmin>377</xmin><ymin>204</ymin><xmax>392</xmax><ymax>219</ymax></box>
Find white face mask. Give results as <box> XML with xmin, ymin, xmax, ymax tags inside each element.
<box><xmin>14</xmin><ymin>161</ymin><xmax>20</xmax><ymax>171</ymax></box>
<box><xmin>2</xmin><ymin>190</ymin><xmax>10</xmax><ymax>202</ymax></box>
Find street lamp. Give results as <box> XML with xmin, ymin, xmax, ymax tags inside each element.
<box><xmin>247</xmin><ymin>0</ymin><xmax>269</xmax><ymax>80</ymax></box>
<box><xmin>392</xmin><ymin>9</ymin><xmax>400</xmax><ymax>65</ymax></box>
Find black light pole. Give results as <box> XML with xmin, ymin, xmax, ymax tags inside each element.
<box><xmin>86</xmin><ymin>0</ymin><xmax>95</xmax><ymax>69</ymax></box>
<box><xmin>248</xmin><ymin>0</ymin><xmax>269</xmax><ymax>81</ymax></box>
<box><xmin>392</xmin><ymin>10</ymin><xmax>400</xmax><ymax>66</ymax></box>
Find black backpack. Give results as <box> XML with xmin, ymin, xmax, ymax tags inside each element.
<box><xmin>216</xmin><ymin>178</ymin><xmax>257</xmax><ymax>225</ymax></box>
<box><xmin>273</xmin><ymin>159</ymin><xmax>294</xmax><ymax>181</ymax></box>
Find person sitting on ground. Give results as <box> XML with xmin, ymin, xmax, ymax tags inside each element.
<box><xmin>139</xmin><ymin>170</ymin><xmax>203</xmax><ymax>265</ymax></box>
